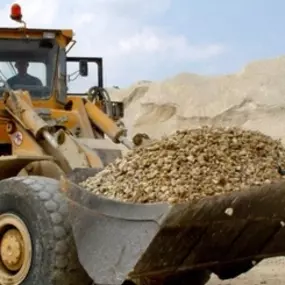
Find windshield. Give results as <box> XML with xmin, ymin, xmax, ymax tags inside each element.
<box><xmin>0</xmin><ymin>38</ymin><xmax>58</xmax><ymax>99</ymax></box>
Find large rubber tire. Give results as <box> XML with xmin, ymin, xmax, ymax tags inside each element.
<box><xmin>0</xmin><ymin>176</ymin><xmax>92</xmax><ymax>285</ymax></box>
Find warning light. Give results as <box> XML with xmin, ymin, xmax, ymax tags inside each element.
<box><xmin>10</xmin><ymin>3</ymin><xmax>22</xmax><ymax>22</ymax></box>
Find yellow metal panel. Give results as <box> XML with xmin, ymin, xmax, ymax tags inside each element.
<box><xmin>0</xmin><ymin>155</ymin><xmax>53</xmax><ymax>179</ymax></box>
<box><xmin>0</xmin><ymin>28</ymin><xmax>73</xmax><ymax>47</ymax></box>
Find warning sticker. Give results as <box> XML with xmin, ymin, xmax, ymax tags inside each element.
<box><xmin>13</xmin><ymin>131</ymin><xmax>23</xmax><ymax>146</ymax></box>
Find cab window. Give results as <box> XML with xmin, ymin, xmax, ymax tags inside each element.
<box><xmin>0</xmin><ymin>38</ymin><xmax>57</xmax><ymax>99</ymax></box>
<box><xmin>0</xmin><ymin>61</ymin><xmax>47</xmax><ymax>86</ymax></box>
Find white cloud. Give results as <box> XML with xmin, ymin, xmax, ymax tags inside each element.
<box><xmin>117</xmin><ymin>28</ymin><xmax>225</xmax><ymax>61</ymax></box>
<box><xmin>0</xmin><ymin>0</ymin><xmax>226</xmax><ymax>89</ymax></box>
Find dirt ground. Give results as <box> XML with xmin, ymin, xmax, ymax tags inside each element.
<box><xmin>208</xmin><ymin>257</ymin><xmax>285</xmax><ymax>285</ymax></box>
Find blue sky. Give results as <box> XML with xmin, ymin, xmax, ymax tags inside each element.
<box><xmin>0</xmin><ymin>0</ymin><xmax>284</xmax><ymax>89</ymax></box>
<box><xmin>165</xmin><ymin>0</ymin><xmax>285</xmax><ymax>75</ymax></box>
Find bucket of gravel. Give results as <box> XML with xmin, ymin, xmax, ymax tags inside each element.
<box><xmin>60</xmin><ymin>126</ymin><xmax>285</xmax><ymax>285</ymax></box>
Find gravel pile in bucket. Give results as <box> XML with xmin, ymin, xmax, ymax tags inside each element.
<box><xmin>80</xmin><ymin>126</ymin><xmax>285</xmax><ymax>204</ymax></box>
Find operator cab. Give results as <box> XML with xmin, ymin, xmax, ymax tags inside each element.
<box><xmin>0</xmin><ymin>3</ymin><xmax>124</xmax><ymax>122</ymax></box>
<box><xmin>0</xmin><ymin>36</ymin><xmax>57</xmax><ymax>99</ymax></box>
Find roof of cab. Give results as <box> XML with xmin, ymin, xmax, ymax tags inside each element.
<box><xmin>0</xmin><ymin>28</ymin><xmax>73</xmax><ymax>45</ymax></box>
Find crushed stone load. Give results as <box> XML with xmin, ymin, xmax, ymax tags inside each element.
<box><xmin>81</xmin><ymin>126</ymin><xmax>285</xmax><ymax>204</ymax></box>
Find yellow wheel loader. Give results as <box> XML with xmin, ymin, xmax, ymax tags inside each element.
<box><xmin>0</xmin><ymin>3</ymin><xmax>285</xmax><ymax>285</ymax></box>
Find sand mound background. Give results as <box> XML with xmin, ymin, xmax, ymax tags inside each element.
<box><xmin>109</xmin><ymin>55</ymin><xmax>285</xmax><ymax>145</ymax></box>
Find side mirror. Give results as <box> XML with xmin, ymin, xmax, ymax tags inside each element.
<box><xmin>79</xmin><ymin>60</ymin><xmax>88</xmax><ymax>77</ymax></box>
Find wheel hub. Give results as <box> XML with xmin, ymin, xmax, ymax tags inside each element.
<box><xmin>0</xmin><ymin>213</ymin><xmax>32</xmax><ymax>285</ymax></box>
<box><xmin>1</xmin><ymin>229</ymin><xmax>24</xmax><ymax>271</ymax></box>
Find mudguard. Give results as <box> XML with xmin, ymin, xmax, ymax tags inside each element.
<box><xmin>60</xmin><ymin>177</ymin><xmax>285</xmax><ymax>285</ymax></box>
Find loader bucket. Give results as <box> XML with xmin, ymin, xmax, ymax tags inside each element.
<box><xmin>60</xmin><ymin>178</ymin><xmax>285</xmax><ymax>285</ymax></box>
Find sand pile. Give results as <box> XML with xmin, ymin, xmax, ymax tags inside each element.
<box><xmin>111</xmin><ymin>56</ymin><xmax>285</xmax><ymax>144</ymax></box>
<box><xmin>81</xmin><ymin>126</ymin><xmax>285</xmax><ymax>204</ymax></box>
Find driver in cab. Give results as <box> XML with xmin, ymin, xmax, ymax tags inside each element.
<box><xmin>7</xmin><ymin>60</ymin><xmax>43</xmax><ymax>89</ymax></box>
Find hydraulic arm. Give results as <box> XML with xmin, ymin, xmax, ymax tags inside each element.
<box><xmin>84</xmin><ymin>100</ymin><xmax>133</xmax><ymax>149</ymax></box>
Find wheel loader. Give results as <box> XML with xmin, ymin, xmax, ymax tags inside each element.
<box><xmin>0</xmin><ymin>3</ymin><xmax>285</xmax><ymax>285</ymax></box>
